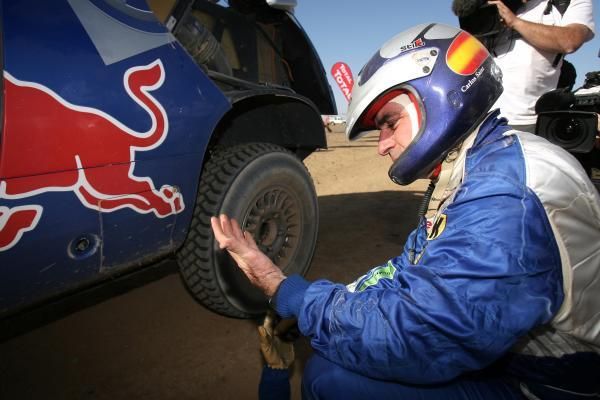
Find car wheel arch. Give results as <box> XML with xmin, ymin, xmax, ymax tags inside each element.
<box><xmin>207</xmin><ymin>92</ymin><xmax>327</xmax><ymax>160</ymax></box>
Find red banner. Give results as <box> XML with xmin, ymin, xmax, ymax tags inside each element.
<box><xmin>331</xmin><ymin>62</ymin><xmax>354</xmax><ymax>103</ymax></box>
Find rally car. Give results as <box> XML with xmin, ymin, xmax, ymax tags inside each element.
<box><xmin>0</xmin><ymin>0</ymin><xmax>336</xmax><ymax>321</ymax></box>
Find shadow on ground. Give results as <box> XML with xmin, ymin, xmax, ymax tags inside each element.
<box><xmin>0</xmin><ymin>189</ymin><xmax>425</xmax><ymax>400</ymax></box>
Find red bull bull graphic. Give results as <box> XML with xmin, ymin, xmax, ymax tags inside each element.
<box><xmin>0</xmin><ymin>205</ymin><xmax>42</xmax><ymax>251</ymax></box>
<box><xmin>0</xmin><ymin>59</ymin><xmax>184</xmax><ymax>252</ymax></box>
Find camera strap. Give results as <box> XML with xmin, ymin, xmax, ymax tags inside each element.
<box><xmin>547</xmin><ymin>0</ymin><xmax>571</xmax><ymax>16</ymax></box>
<box><xmin>545</xmin><ymin>0</ymin><xmax>572</xmax><ymax>67</ymax></box>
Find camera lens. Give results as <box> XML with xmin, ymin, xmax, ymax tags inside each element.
<box><xmin>551</xmin><ymin>117</ymin><xmax>585</xmax><ymax>149</ymax></box>
<box><xmin>536</xmin><ymin>111</ymin><xmax>597</xmax><ymax>154</ymax></box>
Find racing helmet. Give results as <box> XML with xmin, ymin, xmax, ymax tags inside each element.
<box><xmin>346</xmin><ymin>23</ymin><xmax>503</xmax><ymax>185</ymax></box>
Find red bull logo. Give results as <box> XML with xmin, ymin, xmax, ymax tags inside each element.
<box><xmin>0</xmin><ymin>59</ymin><xmax>184</xmax><ymax>251</ymax></box>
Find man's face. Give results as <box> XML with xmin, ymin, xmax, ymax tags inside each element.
<box><xmin>373</xmin><ymin>92</ymin><xmax>421</xmax><ymax>162</ymax></box>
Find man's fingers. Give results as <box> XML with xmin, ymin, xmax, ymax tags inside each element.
<box><xmin>258</xmin><ymin>326</ymin><xmax>270</xmax><ymax>344</ymax></box>
<box><xmin>263</xmin><ymin>312</ymin><xmax>276</xmax><ymax>335</ymax></box>
<box><xmin>487</xmin><ymin>0</ymin><xmax>503</xmax><ymax>9</ymax></box>
<box><xmin>230</xmin><ymin>218</ymin><xmax>246</xmax><ymax>241</ymax></box>
<box><xmin>244</xmin><ymin>231</ymin><xmax>260</xmax><ymax>250</ymax></box>
<box><xmin>219</xmin><ymin>214</ymin><xmax>235</xmax><ymax>238</ymax></box>
<box><xmin>210</xmin><ymin>216</ymin><xmax>228</xmax><ymax>249</ymax></box>
<box><xmin>211</xmin><ymin>214</ymin><xmax>247</xmax><ymax>250</ymax></box>
<box><xmin>223</xmin><ymin>216</ymin><xmax>258</xmax><ymax>249</ymax></box>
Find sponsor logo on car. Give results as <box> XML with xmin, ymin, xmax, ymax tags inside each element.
<box><xmin>0</xmin><ymin>60</ymin><xmax>184</xmax><ymax>251</ymax></box>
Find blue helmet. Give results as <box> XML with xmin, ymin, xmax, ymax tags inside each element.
<box><xmin>346</xmin><ymin>23</ymin><xmax>503</xmax><ymax>185</ymax></box>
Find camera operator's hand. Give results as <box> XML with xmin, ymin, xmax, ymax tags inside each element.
<box><xmin>488</xmin><ymin>0</ymin><xmax>523</xmax><ymax>29</ymax></box>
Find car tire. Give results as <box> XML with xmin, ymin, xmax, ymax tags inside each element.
<box><xmin>177</xmin><ymin>143</ymin><xmax>318</xmax><ymax>318</ymax></box>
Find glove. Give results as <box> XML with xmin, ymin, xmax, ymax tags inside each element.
<box><xmin>258</xmin><ymin>311</ymin><xmax>296</xmax><ymax>370</ymax></box>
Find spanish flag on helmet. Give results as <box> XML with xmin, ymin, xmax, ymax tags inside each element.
<box><xmin>446</xmin><ymin>31</ymin><xmax>489</xmax><ymax>76</ymax></box>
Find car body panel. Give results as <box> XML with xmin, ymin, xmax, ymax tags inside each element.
<box><xmin>0</xmin><ymin>0</ymin><xmax>231</xmax><ymax>314</ymax></box>
<box><xmin>0</xmin><ymin>0</ymin><xmax>335</xmax><ymax>320</ymax></box>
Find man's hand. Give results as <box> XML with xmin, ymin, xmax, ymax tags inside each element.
<box><xmin>211</xmin><ymin>214</ymin><xmax>285</xmax><ymax>297</ymax></box>
<box><xmin>488</xmin><ymin>0</ymin><xmax>520</xmax><ymax>29</ymax></box>
<box><xmin>258</xmin><ymin>311</ymin><xmax>296</xmax><ymax>370</ymax></box>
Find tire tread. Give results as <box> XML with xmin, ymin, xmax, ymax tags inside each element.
<box><xmin>177</xmin><ymin>143</ymin><xmax>300</xmax><ymax>318</ymax></box>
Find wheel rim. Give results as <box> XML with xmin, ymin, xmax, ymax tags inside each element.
<box><xmin>242</xmin><ymin>187</ymin><xmax>301</xmax><ymax>270</ymax></box>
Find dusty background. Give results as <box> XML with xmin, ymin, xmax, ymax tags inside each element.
<box><xmin>0</xmin><ymin>131</ymin><xmax>429</xmax><ymax>400</ymax></box>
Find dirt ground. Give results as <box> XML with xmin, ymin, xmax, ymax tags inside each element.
<box><xmin>0</xmin><ymin>131</ymin><xmax>429</xmax><ymax>400</ymax></box>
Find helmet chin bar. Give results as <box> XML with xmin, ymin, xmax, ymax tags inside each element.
<box><xmin>389</xmin><ymin>165</ymin><xmax>437</xmax><ymax>186</ymax></box>
<box><xmin>389</xmin><ymin>109</ymin><xmax>494</xmax><ymax>186</ymax></box>
<box><xmin>389</xmin><ymin>167</ymin><xmax>438</xmax><ymax>185</ymax></box>
<box><xmin>388</xmin><ymin>155</ymin><xmax>439</xmax><ymax>185</ymax></box>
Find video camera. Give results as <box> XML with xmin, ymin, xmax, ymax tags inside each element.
<box><xmin>535</xmin><ymin>71</ymin><xmax>600</xmax><ymax>185</ymax></box>
<box><xmin>451</xmin><ymin>0</ymin><xmax>523</xmax><ymax>49</ymax></box>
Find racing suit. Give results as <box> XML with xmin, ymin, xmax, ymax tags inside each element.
<box><xmin>272</xmin><ymin>111</ymin><xmax>600</xmax><ymax>399</ymax></box>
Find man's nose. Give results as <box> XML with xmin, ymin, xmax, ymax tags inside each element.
<box><xmin>378</xmin><ymin>129</ymin><xmax>394</xmax><ymax>156</ymax></box>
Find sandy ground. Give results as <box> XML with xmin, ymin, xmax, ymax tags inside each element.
<box><xmin>0</xmin><ymin>131</ymin><xmax>429</xmax><ymax>400</ymax></box>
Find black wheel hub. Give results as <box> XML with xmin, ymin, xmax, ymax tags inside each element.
<box><xmin>243</xmin><ymin>188</ymin><xmax>300</xmax><ymax>269</ymax></box>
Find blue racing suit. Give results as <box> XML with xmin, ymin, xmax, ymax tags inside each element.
<box><xmin>272</xmin><ymin>112</ymin><xmax>600</xmax><ymax>398</ymax></box>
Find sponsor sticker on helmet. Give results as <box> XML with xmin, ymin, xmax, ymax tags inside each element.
<box><xmin>399</xmin><ymin>38</ymin><xmax>425</xmax><ymax>53</ymax></box>
<box><xmin>461</xmin><ymin>66</ymin><xmax>485</xmax><ymax>93</ymax></box>
<box><xmin>358</xmin><ymin>38</ymin><xmax>427</xmax><ymax>86</ymax></box>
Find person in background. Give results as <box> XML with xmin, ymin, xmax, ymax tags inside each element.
<box><xmin>213</xmin><ymin>23</ymin><xmax>600</xmax><ymax>399</ymax></box>
<box><xmin>488</xmin><ymin>0</ymin><xmax>595</xmax><ymax>133</ymax></box>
